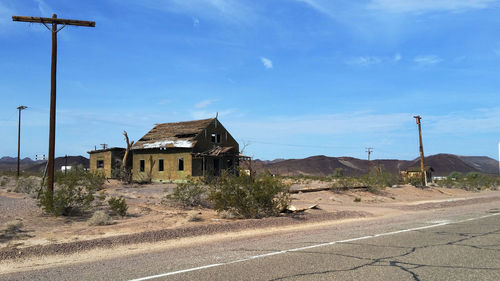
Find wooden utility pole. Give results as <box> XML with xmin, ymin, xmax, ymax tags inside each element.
<box><xmin>413</xmin><ymin>115</ymin><xmax>426</xmax><ymax>186</ymax></box>
<box><xmin>365</xmin><ymin>147</ymin><xmax>373</xmax><ymax>161</ymax></box>
<box><xmin>12</xmin><ymin>15</ymin><xmax>95</xmax><ymax>197</ymax></box>
<box><xmin>17</xmin><ymin>106</ymin><xmax>28</xmax><ymax>178</ymax></box>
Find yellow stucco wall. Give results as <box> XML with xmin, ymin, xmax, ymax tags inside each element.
<box><xmin>89</xmin><ymin>151</ymin><xmax>111</xmax><ymax>178</ymax></box>
<box><xmin>132</xmin><ymin>152</ymin><xmax>193</xmax><ymax>182</ymax></box>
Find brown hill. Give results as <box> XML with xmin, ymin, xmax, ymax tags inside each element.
<box><xmin>253</xmin><ymin>154</ymin><xmax>498</xmax><ymax>177</ymax></box>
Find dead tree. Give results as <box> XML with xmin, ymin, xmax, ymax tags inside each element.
<box><xmin>121</xmin><ymin>131</ymin><xmax>134</xmax><ymax>183</ymax></box>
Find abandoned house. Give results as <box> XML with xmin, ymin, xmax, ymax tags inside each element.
<box><xmin>130</xmin><ymin>118</ymin><xmax>240</xmax><ymax>182</ymax></box>
<box><xmin>401</xmin><ymin>166</ymin><xmax>434</xmax><ymax>184</ymax></box>
<box><xmin>88</xmin><ymin>147</ymin><xmax>125</xmax><ymax>178</ymax></box>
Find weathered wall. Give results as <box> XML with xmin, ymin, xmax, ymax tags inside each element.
<box><xmin>89</xmin><ymin>151</ymin><xmax>112</xmax><ymax>178</ymax></box>
<box><xmin>132</xmin><ymin>149</ymin><xmax>193</xmax><ymax>182</ymax></box>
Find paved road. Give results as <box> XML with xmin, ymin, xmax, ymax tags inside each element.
<box><xmin>2</xmin><ymin>203</ymin><xmax>500</xmax><ymax>281</ymax></box>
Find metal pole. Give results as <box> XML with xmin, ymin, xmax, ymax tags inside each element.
<box><xmin>17</xmin><ymin>106</ymin><xmax>27</xmax><ymax>177</ymax></box>
<box><xmin>414</xmin><ymin>115</ymin><xmax>426</xmax><ymax>186</ymax></box>
<box><xmin>47</xmin><ymin>14</ymin><xmax>58</xmax><ymax>195</ymax></box>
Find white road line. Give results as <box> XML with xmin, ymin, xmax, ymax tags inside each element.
<box><xmin>128</xmin><ymin>213</ymin><xmax>500</xmax><ymax>281</ymax></box>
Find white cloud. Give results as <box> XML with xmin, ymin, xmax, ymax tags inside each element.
<box><xmin>231</xmin><ymin>112</ymin><xmax>411</xmax><ymax>139</ymax></box>
<box><xmin>34</xmin><ymin>0</ymin><xmax>53</xmax><ymax>16</ymax></box>
<box><xmin>393</xmin><ymin>53</ymin><xmax>402</xmax><ymax>62</ymax></box>
<box><xmin>194</xmin><ymin>99</ymin><xmax>217</xmax><ymax>109</ymax></box>
<box><xmin>260</xmin><ymin>57</ymin><xmax>273</xmax><ymax>69</ymax></box>
<box><xmin>346</xmin><ymin>56</ymin><xmax>382</xmax><ymax>66</ymax></box>
<box><xmin>193</xmin><ymin>17</ymin><xmax>200</xmax><ymax>27</ymax></box>
<box><xmin>295</xmin><ymin>0</ymin><xmax>336</xmax><ymax>17</ymax></box>
<box><xmin>133</xmin><ymin>0</ymin><xmax>254</xmax><ymax>24</ymax></box>
<box><xmin>426</xmin><ymin>108</ymin><xmax>500</xmax><ymax>134</ymax></box>
<box><xmin>413</xmin><ymin>55</ymin><xmax>442</xmax><ymax>66</ymax></box>
<box><xmin>367</xmin><ymin>0</ymin><xmax>497</xmax><ymax>14</ymax></box>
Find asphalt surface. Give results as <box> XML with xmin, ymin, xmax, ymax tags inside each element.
<box><xmin>2</xmin><ymin>202</ymin><xmax>500</xmax><ymax>281</ymax></box>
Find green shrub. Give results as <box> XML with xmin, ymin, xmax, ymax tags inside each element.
<box><xmin>407</xmin><ymin>176</ymin><xmax>422</xmax><ymax>187</ymax></box>
<box><xmin>354</xmin><ymin>197</ymin><xmax>361</xmax><ymax>202</ymax></box>
<box><xmin>360</xmin><ymin>167</ymin><xmax>399</xmax><ymax>190</ymax></box>
<box><xmin>436</xmin><ymin>172</ymin><xmax>500</xmax><ymax>191</ymax></box>
<box><xmin>166</xmin><ymin>179</ymin><xmax>206</xmax><ymax>208</ymax></box>
<box><xmin>448</xmin><ymin>171</ymin><xmax>463</xmax><ymax>180</ymax></box>
<box><xmin>108</xmin><ymin>196</ymin><xmax>128</xmax><ymax>216</ymax></box>
<box><xmin>208</xmin><ymin>172</ymin><xmax>290</xmax><ymax>219</ymax></box>
<box><xmin>88</xmin><ymin>211</ymin><xmax>113</xmax><ymax>226</ymax></box>
<box><xmin>38</xmin><ymin>169</ymin><xmax>105</xmax><ymax>216</ymax></box>
<box><xmin>331</xmin><ymin>177</ymin><xmax>362</xmax><ymax>191</ymax></box>
<box><xmin>332</xmin><ymin>168</ymin><xmax>344</xmax><ymax>178</ymax></box>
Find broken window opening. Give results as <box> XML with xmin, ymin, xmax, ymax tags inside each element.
<box><xmin>139</xmin><ymin>160</ymin><xmax>145</xmax><ymax>172</ymax></box>
<box><xmin>178</xmin><ymin>158</ymin><xmax>184</xmax><ymax>171</ymax></box>
<box><xmin>211</xmin><ymin>133</ymin><xmax>221</xmax><ymax>143</ymax></box>
<box><xmin>97</xmin><ymin>160</ymin><xmax>104</xmax><ymax>169</ymax></box>
<box><xmin>158</xmin><ymin>159</ymin><xmax>164</xmax><ymax>172</ymax></box>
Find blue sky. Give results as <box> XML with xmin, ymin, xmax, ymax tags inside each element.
<box><xmin>1</xmin><ymin>0</ymin><xmax>500</xmax><ymax>161</ymax></box>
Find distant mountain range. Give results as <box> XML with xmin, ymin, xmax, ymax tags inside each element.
<box><xmin>1</xmin><ymin>153</ymin><xmax>498</xmax><ymax>177</ymax></box>
<box><xmin>0</xmin><ymin>156</ymin><xmax>89</xmax><ymax>173</ymax></box>
<box><xmin>251</xmin><ymin>154</ymin><xmax>499</xmax><ymax>177</ymax></box>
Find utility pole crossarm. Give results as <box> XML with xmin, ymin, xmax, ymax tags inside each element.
<box><xmin>12</xmin><ymin>16</ymin><xmax>95</xmax><ymax>27</ymax></box>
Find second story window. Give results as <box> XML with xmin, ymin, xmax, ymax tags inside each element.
<box><xmin>211</xmin><ymin>133</ymin><xmax>221</xmax><ymax>143</ymax></box>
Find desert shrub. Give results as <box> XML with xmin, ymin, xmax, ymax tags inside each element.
<box><xmin>166</xmin><ymin>178</ymin><xmax>206</xmax><ymax>208</ymax></box>
<box><xmin>3</xmin><ymin>220</ymin><xmax>23</xmax><ymax>234</ymax></box>
<box><xmin>187</xmin><ymin>211</ymin><xmax>203</xmax><ymax>222</ymax></box>
<box><xmin>332</xmin><ymin>168</ymin><xmax>344</xmax><ymax>178</ymax></box>
<box><xmin>448</xmin><ymin>171</ymin><xmax>463</xmax><ymax>180</ymax></box>
<box><xmin>407</xmin><ymin>176</ymin><xmax>423</xmax><ymax>187</ymax></box>
<box><xmin>437</xmin><ymin>172</ymin><xmax>500</xmax><ymax>191</ymax></box>
<box><xmin>38</xmin><ymin>169</ymin><xmax>105</xmax><ymax>216</ymax></box>
<box><xmin>88</xmin><ymin>211</ymin><xmax>113</xmax><ymax>226</ymax></box>
<box><xmin>0</xmin><ymin>176</ymin><xmax>9</xmax><ymax>187</ymax></box>
<box><xmin>360</xmin><ymin>168</ymin><xmax>399</xmax><ymax>191</ymax></box>
<box><xmin>14</xmin><ymin>176</ymin><xmax>39</xmax><ymax>196</ymax></box>
<box><xmin>108</xmin><ymin>196</ymin><xmax>128</xmax><ymax>216</ymax></box>
<box><xmin>331</xmin><ymin>177</ymin><xmax>362</xmax><ymax>191</ymax></box>
<box><xmin>218</xmin><ymin>210</ymin><xmax>236</xmax><ymax>219</ymax></box>
<box><xmin>353</xmin><ymin>197</ymin><xmax>361</xmax><ymax>202</ymax></box>
<box><xmin>208</xmin><ymin>172</ymin><xmax>290</xmax><ymax>219</ymax></box>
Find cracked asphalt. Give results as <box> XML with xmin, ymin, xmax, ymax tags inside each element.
<box><xmin>1</xmin><ymin>202</ymin><xmax>500</xmax><ymax>281</ymax></box>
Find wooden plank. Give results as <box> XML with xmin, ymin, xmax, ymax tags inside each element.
<box><xmin>12</xmin><ymin>16</ymin><xmax>95</xmax><ymax>27</ymax></box>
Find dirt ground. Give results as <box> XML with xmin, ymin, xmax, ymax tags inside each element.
<box><xmin>1</xmin><ymin>176</ymin><xmax>499</xmax><ymax>251</ymax></box>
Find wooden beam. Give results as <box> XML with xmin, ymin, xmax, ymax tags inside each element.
<box><xmin>12</xmin><ymin>16</ymin><xmax>95</xmax><ymax>27</ymax></box>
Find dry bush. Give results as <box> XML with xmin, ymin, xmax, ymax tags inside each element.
<box><xmin>187</xmin><ymin>211</ymin><xmax>203</xmax><ymax>222</ymax></box>
<box><xmin>3</xmin><ymin>220</ymin><xmax>23</xmax><ymax>234</ymax></box>
<box><xmin>88</xmin><ymin>211</ymin><xmax>113</xmax><ymax>226</ymax></box>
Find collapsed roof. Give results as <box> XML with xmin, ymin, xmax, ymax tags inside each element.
<box><xmin>131</xmin><ymin>118</ymin><xmax>214</xmax><ymax>150</ymax></box>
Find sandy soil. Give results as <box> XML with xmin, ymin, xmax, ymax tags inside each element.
<box><xmin>1</xmin><ymin>176</ymin><xmax>499</xmax><ymax>252</ymax></box>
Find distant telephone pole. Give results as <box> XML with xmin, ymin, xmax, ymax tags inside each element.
<box><xmin>17</xmin><ymin>105</ymin><xmax>27</xmax><ymax>178</ymax></box>
<box><xmin>13</xmin><ymin>14</ymin><xmax>95</xmax><ymax>199</ymax></box>
<box><xmin>413</xmin><ymin>115</ymin><xmax>426</xmax><ymax>186</ymax></box>
<box><xmin>365</xmin><ymin>147</ymin><xmax>373</xmax><ymax>161</ymax></box>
